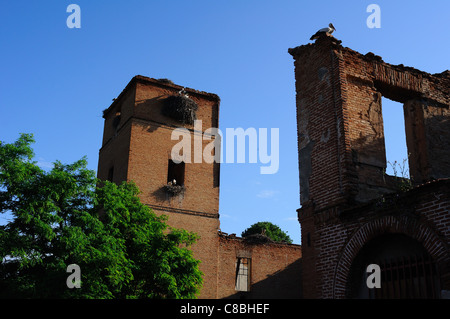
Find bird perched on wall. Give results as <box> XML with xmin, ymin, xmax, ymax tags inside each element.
<box><xmin>178</xmin><ymin>88</ymin><xmax>189</xmax><ymax>98</ymax></box>
<box><xmin>310</xmin><ymin>23</ymin><xmax>336</xmax><ymax>40</ymax></box>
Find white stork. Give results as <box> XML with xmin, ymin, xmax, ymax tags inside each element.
<box><xmin>310</xmin><ymin>23</ymin><xmax>336</xmax><ymax>40</ymax></box>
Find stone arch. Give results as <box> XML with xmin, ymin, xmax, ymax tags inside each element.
<box><xmin>332</xmin><ymin>215</ymin><xmax>448</xmax><ymax>298</ymax></box>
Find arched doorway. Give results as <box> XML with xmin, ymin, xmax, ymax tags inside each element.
<box><xmin>347</xmin><ymin>234</ymin><xmax>441</xmax><ymax>299</ymax></box>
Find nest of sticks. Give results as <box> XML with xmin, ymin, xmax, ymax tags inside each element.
<box><xmin>162</xmin><ymin>94</ymin><xmax>198</xmax><ymax>125</ymax></box>
<box><xmin>162</xmin><ymin>183</ymin><xmax>186</xmax><ymax>196</ymax></box>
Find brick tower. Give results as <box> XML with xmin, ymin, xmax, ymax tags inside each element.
<box><xmin>97</xmin><ymin>75</ymin><xmax>221</xmax><ymax>298</ymax></box>
<box><xmin>289</xmin><ymin>35</ymin><xmax>450</xmax><ymax>298</ymax></box>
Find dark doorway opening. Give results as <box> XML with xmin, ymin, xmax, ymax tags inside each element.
<box><xmin>347</xmin><ymin>234</ymin><xmax>440</xmax><ymax>299</ymax></box>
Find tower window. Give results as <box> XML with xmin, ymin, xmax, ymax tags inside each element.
<box><xmin>112</xmin><ymin>111</ymin><xmax>121</xmax><ymax>132</ymax></box>
<box><xmin>107</xmin><ymin>166</ymin><xmax>114</xmax><ymax>182</ymax></box>
<box><xmin>235</xmin><ymin>257</ymin><xmax>251</xmax><ymax>292</ymax></box>
<box><xmin>167</xmin><ymin>160</ymin><xmax>185</xmax><ymax>186</ymax></box>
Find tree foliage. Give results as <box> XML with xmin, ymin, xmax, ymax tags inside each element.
<box><xmin>241</xmin><ymin>221</ymin><xmax>293</xmax><ymax>244</ymax></box>
<box><xmin>0</xmin><ymin>134</ymin><xmax>203</xmax><ymax>298</ymax></box>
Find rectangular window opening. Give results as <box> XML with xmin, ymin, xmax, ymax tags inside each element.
<box><xmin>213</xmin><ymin>162</ymin><xmax>220</xmax><ymax>188</ymax></box>
<box><xmin>107</xmin><ymin>166</ymin><xmax>114</xmax><ymax>182</ymax></box>
<box><xmin>381</xmin><ymin>97</ymin><xmax>410</xmax><ymax>179</ymax></box>
<box><xmin>167</xmin><ymin>160</ymin><xmax>185</xmax><ymax>186</ymax></box>
<box><xmin>235</xmin><ymin>257</ymin><xmax>251</xmax><ymax>292</ymax></box>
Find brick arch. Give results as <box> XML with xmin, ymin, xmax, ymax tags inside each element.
<box><xmin>332</xmin><ymin>215</ymin><xmax>448</xmax><ymax>298</ymax></box>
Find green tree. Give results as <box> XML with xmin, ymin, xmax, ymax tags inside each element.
<box><xmin>0</xmin><ymin>134</ymin><xmax>203</xmax><ymax>299</ymax></box>
<box><xmin>241</xmin><ymin>221</ymin><xmax>293</xmax><ymax>244</ymax></box>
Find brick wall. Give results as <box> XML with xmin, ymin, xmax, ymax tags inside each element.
<box><xmin>299</xmin><ymin>180</ymin><xmax>450</xmax><ymax>298</ymax></box>
<box><xmin>98</xmin><ymin>76</ymin><xmax>222</xmax><ymax>298</ymax></box>
<box><xmin>98</xmin><ymin>76</ymin><xmax>304</xmax><ymax>300</ymax></box>
<box><xmin>290</xmin><ymin>35</ymin><xmax>450</xmax><ymax>209</ymax></box>
<box><xmin>289</xmin><ymin>36</ymin><xmax>348</xmax><ymax>209</ymax></box>
<box><xmin>290</xmin><ymin>35</ymin><xmax>450</xmax><ymax>298</ymax></box>
<box><xmin>217</xmin><ymin>233</ymin><xmax>302</xmax><ymax>299</ymax></box>
<box><xmin>154</xmin><ymin>208</ymin><xmax>221</xmax><ymax>298</ymax></box>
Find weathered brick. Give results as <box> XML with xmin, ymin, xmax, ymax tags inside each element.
<box><xmin>291</xmin><ymin>35</ymin><xmax>450</xmax><ymax>298</ymax></box>
<box><xmin>98</xmin><ymin>75</ymin><xmax>302</xmax><ymax>299</ymax></box>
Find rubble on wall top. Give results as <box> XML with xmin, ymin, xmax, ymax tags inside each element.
<box><xmin>289</xmin><ymin>36</ymin><xmax>449</xmax><ymax>86</ymax></box>
<box><xmin>218</xmin><ymin>231</ymin><xmax>300</xmax><ymax>247</ymax></box>
<box><xmin>364</xmin><ymin>52</ymin><xmax>383</xmax><ymax>62</ymax></box>
<box><xmin>434</xmin><ymin>70</ymin><xmax>450</xmax><ymax>79</ymax></box>
<box><xmin>288</xmin><ymin>33</ymin><xmax>342</xmax><ymax>57</ymax></box>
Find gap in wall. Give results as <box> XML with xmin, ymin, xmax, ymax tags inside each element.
<box><xmin>381</xmin><ymin>97</ymin><xmax>410</xmax><ymax>178</ymax></box>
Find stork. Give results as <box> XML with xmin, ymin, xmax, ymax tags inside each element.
<box><xmin>178</xmin><ymin>88</ymin><xmax>189</xmax><ymax>98</ymax></box>
<box><xmin>310</xmin><ymin>23</ymin><xmax>336</xmax><ymax>40</ymax></box>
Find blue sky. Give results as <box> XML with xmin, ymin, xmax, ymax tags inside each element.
<box><xmin>1</xmin><ymin>1</ymin><xmax>449</xmax><ymax>243</ymax></box>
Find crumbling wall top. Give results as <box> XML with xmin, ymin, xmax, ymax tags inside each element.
<box><xmin>289</xmin><ymin>36</ymin><xmax>450</xmax><ymax>106</ymax></box>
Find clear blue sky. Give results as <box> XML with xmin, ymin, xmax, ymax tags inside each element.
<box><xmin>1</xmin><ymin>1</ymin><xmax>449</xmax><ymax>243</ymax></box>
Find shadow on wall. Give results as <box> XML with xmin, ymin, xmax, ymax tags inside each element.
<box><xmin>224</xmin><ymin>258</ymin><xmax>303</xmax><ymax>299</ymax></box>
<box><xmin>423</xmin><ymin>114</ymin><xmax>450</xmax><ymax>179</ymax></box>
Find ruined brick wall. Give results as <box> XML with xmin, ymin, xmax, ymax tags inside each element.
<box><xmin>290</xmin><ymin>36</ymin><xmax>450</xmax><ymax>298</ymax></box>
<box><xmin>340</xmin><ymin>47</ymin><xmax>450</xmax><ymax>187</ymax></box>
<box><xmin>289</xmin><ymin>36</ymin><xmax>348</xmax><ymax>209</ymax></box>
<box><xmin>297</xmin><ymin>181</ymin><xmax>450</xmax><ymax>299</ymax></box>
<box><xmin>217</xmin><ymin>233</ymin><xmax>302</xmax><ymax>299</ymax></box>
<box><xmin>404</xmin><ymin>99</ymin><xmax>450</xmax><ymax>183</ymax></box>
<box><xmin>289</xmin><ymin>35</ymin><xmax>450</xmax><ymax>209</ymax></box>
<box><xmin>332</xmin><ymin>181</ymin><xmax>449</xmax><ymax>298</ymax></box>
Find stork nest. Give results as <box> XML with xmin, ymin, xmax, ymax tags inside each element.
<box><xmin>162</xmin><ymin>95</ymin><xmax>198</xmax><ymax>125</ymax></box>
<box><xmin>163</xmin><ymin>183</ymin><xmax>186</xmax><ymax>196</ymax></box>
<box><xmin>157</xmin><ymin>78</ymin><xmax>174</xmax><ymax>85</ymax></box>
<box><xmin>243</xmin><ymin>234</ymin><xmax>273</xmax><ymax>245</ymax></box>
